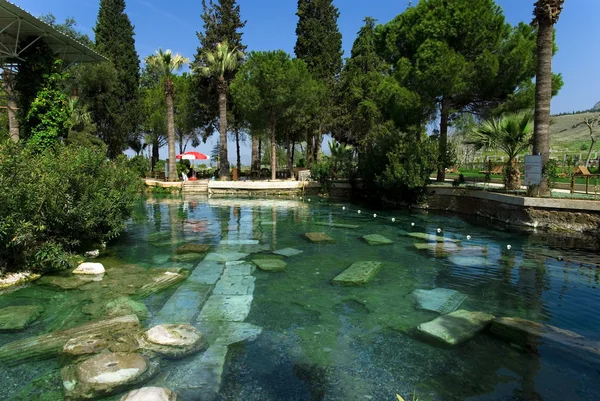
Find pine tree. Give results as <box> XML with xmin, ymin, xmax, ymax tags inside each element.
<box><xmin>93</xmin><ymin>0</ymin><xmax>141</xmax><ymax>158</ymax></box>
<box><xmin>294</xmin><ymin>0</ymin><xmax>343</xmax><ymax>165</ymax></box>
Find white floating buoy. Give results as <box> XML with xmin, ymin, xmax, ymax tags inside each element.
<box><xmin>507</xmin><ymin>245</ymin><xmax>512</xmax><ymax>250</ymax></box>
<box><xmin>308</xmin><ymin>199</ymin><xmax>311</xmax><ymax>202</ymax></box>
<box><xmin>466</xmin><ymin>235</ymin><xmax>472</xmax><ymax>240</ymax></box>
<box><xmin>373</xmin><ymin>214</ymin><xmax>377</xmax><ymax>218</ymax></box>
<box><xmin>392</xmin><ymin>218</ymin><xmax>396</xmax><ymax>223</ymax></box>
<box><xmin>411</xmin><ymin>222</ymin><xmax>415</xmax><ymax>227</ymax></box>
<box><xmin>358</xmin><ymin>210</ymin><xmax>361</xmax><ymax>214</ymax></box>
<box><xmin>437</xmin><ymin>228</ymin><xmax>442</xmax><ymax>233</ymax></box>
<box><xmin>342</xmin><ymin>206</ymin><xmax>346</xmax><ymax>211</ymax></box>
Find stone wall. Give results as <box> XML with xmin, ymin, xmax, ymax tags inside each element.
<box><xmin>418</xmin><ymin>187</ymin><xmax>600</xmax><ymax>233</ymax></box>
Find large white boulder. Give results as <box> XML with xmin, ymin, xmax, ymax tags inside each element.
<box><xmin>73</xmin><ymin>262</ymin><xmax>105</xmax><ymax>275</ymax></box>
<box><xmin>141</xmin><ymin>324</ymin><xmax>206</xmax><ymax>359</ymax></box>
<box><xmin>120</xmin><ymin>386</ymin><xmax>177</xmax><ymax>401</ymax></box>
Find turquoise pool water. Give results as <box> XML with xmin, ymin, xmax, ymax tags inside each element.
<box><xmin>1</xmin><ymin>195</ymin><xmax>599</xmax><ymax>401</ymax></box>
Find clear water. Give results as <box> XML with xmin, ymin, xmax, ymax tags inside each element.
<box><xmin>1</xmin><ymin>195</ymin><xmax>599</xmax><ymax>401</ymax></box>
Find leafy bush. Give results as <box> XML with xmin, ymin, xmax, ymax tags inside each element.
<box><xmin>310</xmin><ymin>157</ymin><xmax>333</xmax><ymax>193</ymax></box>
<box><xmin>0</xmin><ymin>141</ymin><xmax>141</xmax><ymax>274</ymax></box>
<box><xmin>126</xmin><ymin>155</ymin><xmax>150</xmax><ymax>177</ymax></box>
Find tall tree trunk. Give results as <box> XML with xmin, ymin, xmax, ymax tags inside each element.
<box><xmin>585</xmin><ymin>137</ymin><xmax>596</xmax><ymax>168</ymax></box>
<box><xmin>218</xmin><ymin>77</ymin><xmax>230</xmax><ymax>180</ymax></box>
<box><xmin>235</xmin><ymin>128</ymin><xmax>241</xmax><ymax>172</ymax></box>
<box><xmin>306</xmin><ymin>131</ymin><xmax>313</xmax><ymax>167</ymax></box>
<box><xmin>286</xmin><ymin>131</ymin><xmax>293</xmax><ymax>179</ymax></box>
<box><xmin>2</xmin><ymin>71</ymin><xmax>19</xmax><ymax>142</ymax></box>
<box><xmin>529</xmin><ymin>19</ymin><xmax>554</xmax><ymax>195</ymax></box>
<box><xmin>166</xmin><ymin>79</ymin><xmax>177</xmax><ymax>182</ymax></box>
<box><xmin>258</xmin><ymin>138</ymin><xmax>262</xmax><ymax>171</ymax></box>
<box><xmin>251</xmin><ymin>134</ymin><xmax>259</xmax><ymax>172</ymax></box>
<box><xmin>270</xmin><ymin>115</ymin><xmax>277</xmax><ymax>181</ymax></box>
<box><xmin>152</xmin><ymin>137</ymin><xmax>160</xmax><ymax>171</ymax></box>
<box><xmin>437</xmin><ymin>97</ymin><xmax>449</xmax><ymax>182</ymax></box>
<box><xmin>291</xmin><ymin>138</ymin><xmax>296</xmax><ymax>175</ymax></box>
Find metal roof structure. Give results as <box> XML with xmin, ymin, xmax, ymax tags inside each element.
<box><xmin>0</xmin><ymin>0</ymin><xmax>107</xmax><ymax>65</ymax></box>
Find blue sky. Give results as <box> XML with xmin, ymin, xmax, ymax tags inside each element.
<box><xmin>12</xmin><ymin>0</ymin><xmax>600</xmax><ymax>164</ymax></box>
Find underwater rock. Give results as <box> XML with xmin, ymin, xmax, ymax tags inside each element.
<box><xmin>73</xmin><ymin>262</ymin><xmax>105</xmax><ymax>275</ymax></box>
<box><xmin>135</xmin><ymin>271</ymin><xmax>187</xmax><ymax>298</ymax></box>
<box><xmin>252</xmin><ymin>258</ymin><xmax>287</xmax><ymax>272</ymax></box>
<box><xmin>417</xmin><ymin>310</ymin><xmax>495</xmax><ymax>346</ymax></box>
<box><xmin>448</xmin><ymin>255</ymin><xmax>488</xmax><ymax>268</ymax></box>
<box><xmin>0</xmin><ymin>271</ymin><xmax>40</xmax><ymax>290</ymax></box>
<box><xmin>37</xmin><ymin>275</ymin><xmax>89</xmax><ymax>290</ymax></box>
<box><xmin>304</xmin><ymin>232</ymin><xmax>334</xmax><ymax>243</ymax></box>
<box><xmin>413</xmin><ymin>242</ymin><xmax>459</xmax><ymax>256</ymax></box>
<box><xmin>61</xmin><ymin>352</ymin><xmax>159</xmax><ymax>400</ymax></box>
<box><xmin>0</xmin><ymin>314</ymin><xmax>140</xmax><ymax>366</ymax></box>
<box><xmin>0</xmin><ymin>305</ymin><xmax>43</xmax><ymax>331</ymax></box>
<box><xmin>410</xmin><ymin>288</ymin><xmax>467</xmax><ymax>315</ymax></box>
<box><xmin>147</xmin><ymin>231</ymin><xmax>173</xmax><ymax>242</ymax></box>
<box><xmin>151</xmin><ymin>283</ymin><xmax>212</xmax><ymax>325</ymax></box>
<box><xmin>169</xmin><ymin>253</ymin><xmax>205</xmax><ymax>263</ymax></box>
<box><xmin>362</xmin><ymin>234</ymin><xmax>393</xmax><ymax>245</ymax></box>
<box><xmin>212</xmin><ymin>322</ymin><xmax>263</xmax><ymax>346</ymax></box>
<box><xmin>141</xmin><ymin>324</ymin><xmax>206</xmax><ymax>359</ymax></box>
<box><xmin>85</xmin><ymin>250</ymin><xmax>100</xmax><ymax>258</ymax></box>
<box><xmin>187</xmin><ymin>261</ymin><xmax>224</xmax><ymax>285</ymax></box>
<box><xmin>490</xmin><ymin>317</ymin><xmax>600</xmax><ymax>358</ymax></box>
<box><xmin>120</xmin><ymin>387</ymin><xmax>177</xmax><ymax>401</ymax></box>
<box><xmin>314</xmin><ymin>222</ymin><xmax>360</xmax><ymax>229</ymax></box>
<box><xmin>204</xmin><ymin>252</ymin><xmax>249</xmax><ymax>262</ymax></box>
<box><xmin>104</xmin><ymin>297</ymin><xmax>150</xmax><ymax>320</ymax></box>
<box><xmin>332</xmin><ymin>261</ymin><xmax>383</xmax><ymax>286</ymax></box>
<box><xmin>175</xmin><ymin>244</ymin><xmax>211</xmax><ymax>255</ymax></box>
<box><xmin>197</xmin><ymin>295</ymin><xmax>253</xmax><ymax>322</ymax></box>
<box><xmin>272</xmin><ymin>247</ymin><xmax>303</xmax><ymax>257</ymax></box>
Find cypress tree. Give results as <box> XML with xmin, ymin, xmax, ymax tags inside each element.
<box><xmin>93</xmin><ymin>0</ymin><xmax>140</xmax><ymax>158</ymax></box>
<box><xmin>294</xmin><ymin>0</ymin><xmax>343</xmax><ymax>164</ymax></box>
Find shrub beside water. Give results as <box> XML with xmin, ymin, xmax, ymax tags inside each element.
<box><xmin>0</xmin><ymin>141</ymin><xmax>141</xmax><ymax>274</ymax></box>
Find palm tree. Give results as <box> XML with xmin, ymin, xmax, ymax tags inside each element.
<box><xmin>146</xmin><ymin>49</ymin><xmax>190</xmax><ymax>182</ymax></box>
<box><xmin>197</xmin><ymin>41</ymin><xmax>244</xmax><ymax>180</ymax></box>
<box><xmin>469</xmin><ymin>112</ymin><xmax>534</xmax><ymax>190</ymax></box>
<box><xmin>530</xmin><ymin>0</ymin><xmax>565</xmax><ymax>195</ymax></box>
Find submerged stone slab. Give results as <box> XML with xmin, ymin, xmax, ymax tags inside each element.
<box><xmin>490</xmin><ymin>317</ymin><xmax>600</xmax><ymax>358</ymax></box>
<box><xmin>62</xmin><ymin>352</ymin><xmax>159</xmax><ymax>400</ymax></box>
<box><xmin>449</xmin><ymin>255</ymin><xmax>488</xmax><ymax>268</ymax></box>
<box><xmin>0</xmin><ymin>315</ymin><xmax>141</xmax><ymax>366</ymax></box>
<box><xmin>332</xmin><ymin>261</ymin><xmax>383</xmax><ymax>286</ymax></box>
<box><xmin>222</xmin><ymin>262</ymin><xmax>255</xmax><ymax>276</ymax></box>
<box><xmin>151</xmin><ymin>283</ymin><xmax>212</xmax><ymax>325</ymax></box>
<box><xmin>406</xmin><ymin>232</ymin><xmax>459</xmax><ymax>243</ymax></box>
<box><xmin>414</xmin><ymin>242</ymin><xmax>459</xmax><ymax>253</ymax></box>
<box><xmin>204</xmin><ymin>252</ymin><xmax>249</xmax><ymax>263</ymax></box>
<box><xmin>73</xmin><ymin>262</ymin><xmax>105</xmax><ymax>275</ymax></box>
<box><xmin>147</xmin><ymin>231</ymin><xmax>172</xmax><ymax>242</ymax></box>
<box><xmin>135</xmin><ymin>272</ymin><xmax>187</xmax><ymax>298</ymax></box>
<box><xmin>305</xmin><ymin>232</ymin><xmax>334</xmax><ymax>243</ymax></box>
<box><xmin>197</xmin><ymin>295</ymin><xmax>253</xmax><ymax>322</ymax></box>
<box><xmin>169</xmin><ymin>253</ymin><xmax>205</xmax><ymax>263</ymax></box>
<box><xmin>417</xmin><ymin>310</ymin><xmax>495</xmax><ymax>346</ymax></box>
<box><xmin>362</xmin><ymin>234</ymin><xmax>393</xmax><ymax>245</ymax></box>
<box><xmin>252</xmin><ymin>258</ymin><xmax>287</xmax><ymax>272</ymax></box>
<box><xmin>104</xmin><ymin>297</ymin><xmax>150</xmax><ymax>320</ymax></box>
<box><xmin>220</xmin><ymin>239</ymin><xmax>259</xmax><ymax>245</ymax></box>
<box><xmin>214</xmin><ymin>322</ymin><xmax>263</xmax><ymax>346</ymax></box>
<box><xmin>213</xmin><ymin>275</ymin><xmax>255</xmax><ymax>295</ymax></box>
<box><xmin>314</xmin><ymin>222</ymin><xmax>360</xmax><ymax>229</ymax></box>
<box><xmin>38</xmin><ymin>275</ymin><xmax>89</xmax><ymax>291</ymax></box>
<box><xmin>142</xmin><ymin>324</ymin><xmax>206</xmax><ymax>359</ymax></box>
<box><xmin>411</xmin><ymin>288</ymin><xmax>467</xmax><ymax>315</ymax></box>
<box><xmin>120</xmin><ymin>387</ymin><xmax>177</xmax><ymax>401</ymax></box>
<box><xmin>175</xmin><ymin>243</ymin><xmax>211</xmax><ymax>254</ymax></box>
<box><xmin>188</xmin><ymin>261</ymin><xmax>224</xmax><ymax>285</ymax></box>
<box><xmin>0</xmin><ymin>305</ymin><xmax>43</xmax><ymax>331</ymax></box>
<box><xmin>273</xmin><ymin>247</ymin><xmax>303</xmax><ymax>257</ymax></box>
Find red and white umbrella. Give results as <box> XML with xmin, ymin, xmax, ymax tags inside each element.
<box><xmin>176</xmin><ymin>151</ymin><xmax>208</xmax><ymax>160</ymax></box>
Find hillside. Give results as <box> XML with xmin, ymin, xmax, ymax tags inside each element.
<box><xmin>550</xmin><ymin>112</ymin><xmax>599</xmax><ymax>153</ymax></box>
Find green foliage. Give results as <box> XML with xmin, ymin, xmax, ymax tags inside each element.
<box><xmin>25</xmin><ymin>63</ymin><xmax>71</xmax><ymax>152</ymax></box>
<box><xmin>310</xmin><ymin>157</ymin><xmax>333</xmax><ymax>193</ymax></box>
<box><xmin>126</xmin><ymin>155</ymin><xmax>150</xmax><ymax>177</ymax></box>
<box><xmin>0</xmin><ymin>141</ymin><xmax>141</xmax><ymax>274</ymax></box>
<box><xmin>39</xmin><ymin>14</ymin><xmax>94</xmax><ymax>47</ymax></box>
<box><xmin>14</xmin><ymin>40</ymin><xmax>55</xmax><ymax>140</ymax></box>
<box><xmin>93</xmin><ymin>0</ymin><xmax>141</xmax><ymax>158</ymax></box>
<box><xmin>543</xmin><ymin>159</ymin><xmax>560</xmax><ymax>190</ymax></box>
